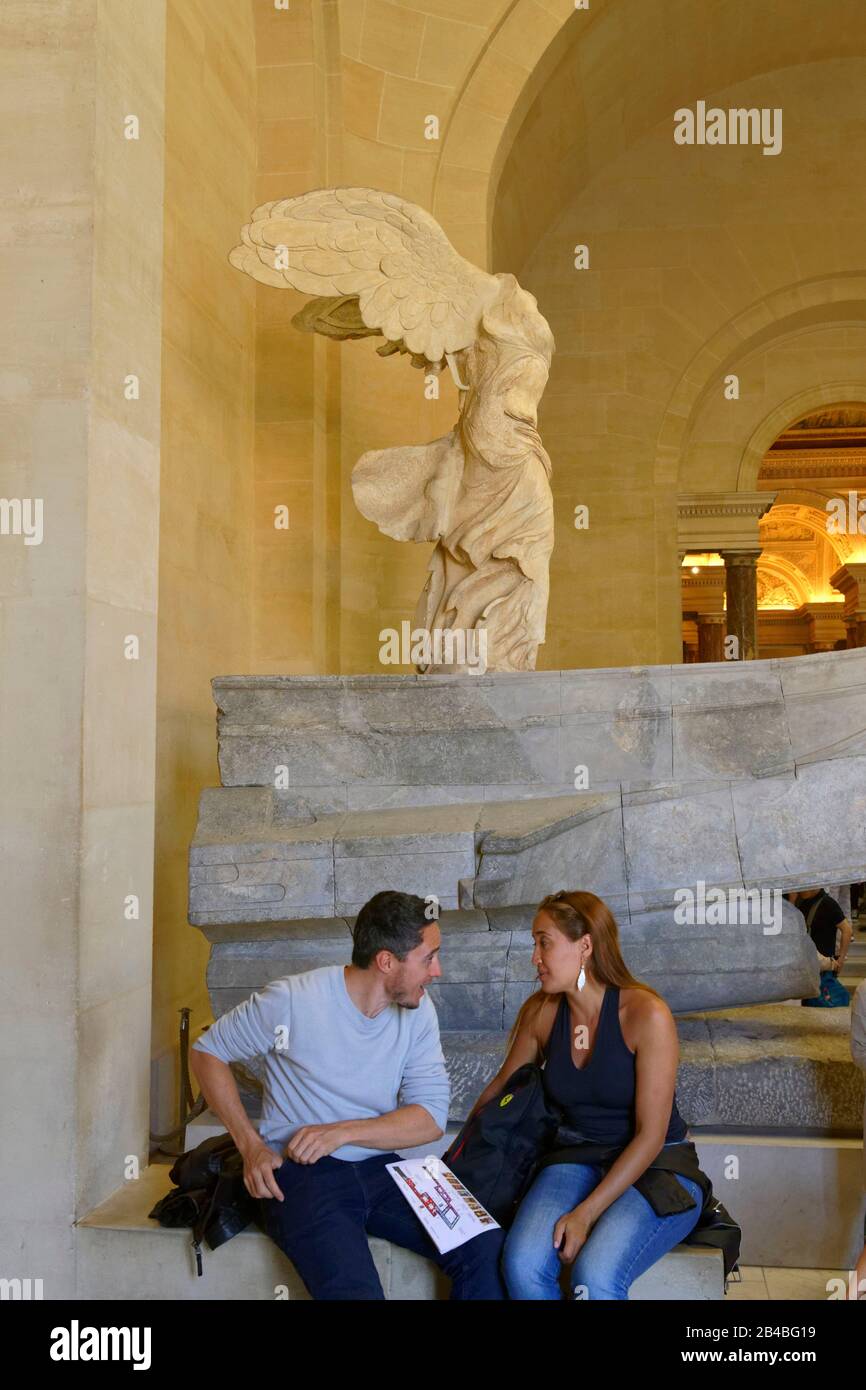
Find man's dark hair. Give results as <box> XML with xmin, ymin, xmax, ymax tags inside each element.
<box><xmin>351</xmin><ymin>891</ymin><xmax>430</xmax><ymax>968</ymax></box>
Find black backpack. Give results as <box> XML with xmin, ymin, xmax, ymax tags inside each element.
<box><xmin>148</xmin><ymin>1134</ymin><xmax>265</xmax><ymax>1274</ymax></box>
<box><xmin>442</xmin><ymin>1064</ymin><xmax>561</xmax><ymax>1227</ymax></box>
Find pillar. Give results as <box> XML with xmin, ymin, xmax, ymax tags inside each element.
<box><xmin>697</xmin><ymin>613</ymin><xmax>726</xmax><ymax>663</ymax></box>
<box><xmin>801</xmin><ymin>602</ymin><xmax>847</xmax><ymax>654</ymax></box>
<box><xmin>720</xmin><ymin>551</ymin><xmax>761</xmax><ymax>661</ymax></box>
<box><xmin>0</xmin><ymin>0</ymin><xmax>166</xmax><ymax>1295</ymax></box>
<box><xmin>678</xmin><ymin>494</ymin><xmax>774</xmax><ymax>665</ymax></box>
<box><xmin>830</xmin><ymin>564</ymin><xmax>866</xmax><ymax>648</ymax></box>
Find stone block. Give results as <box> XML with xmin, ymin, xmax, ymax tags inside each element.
<box><xmin>672</xmin><ymin>701</ymin><xmax>794</xmax><ymax>781</ymax></box>
<box><xmin>623</xmin><ymin>785</ymin><xmax>741</xmax><ymax>911</ymax></box>
<box><xmin>560</xmin><ymin>666</ymin><xmax>672</xmax><ymax>717</ymax></box>
<box><xmin>733</xmin><ymin>754</ymin><xmax>866</xmax><ymax>889</ymax></box>
<box><xmin>474</xmin><ymin>798</ymin><xmax>627</xmax><ymax>909</ymax></box>
<box><xmin>334</xmin><ymin>850</ymin><xmax>473</xmax><ymax>915</ymax></box>
<box><xmin>426</xmin><ymin>982</ymin><xmax>505</xmax><ymax>1031</ymax></box>
<box><xmin>561</xmin><ymin>711</ymin><xmax>673</xmax><ymax>785</ymax></box>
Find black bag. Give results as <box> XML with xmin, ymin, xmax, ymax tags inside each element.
<box><xmin>148</xmin><ymin>1134</ymin><xmax>265</xmax><ymax>1275</ymax></box>
<box><xmin>683</xmin><ymin>1192</ymin><xmax>742</xmax><ymax>1281</ymax></box>
<box><xmin>442</xmin><ymin>1063</ymin><xmax>561</xmax><ymax>1227</ymax></box>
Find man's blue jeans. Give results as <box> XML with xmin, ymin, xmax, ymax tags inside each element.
<box><xmin>264</xmin><ymin>1152</ymin><xmax>506</xmax><ymax>1300</ymax></box>
<box><xmin>503</xmin><ymin>1161</ymin><xmax>704</xmax><ymax>1300</ymax></box>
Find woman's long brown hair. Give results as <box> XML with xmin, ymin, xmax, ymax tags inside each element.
<box><xmin>507</xmin><ymin>889</ymin><xmax>661</xmax><ymax>1049</ymax></box>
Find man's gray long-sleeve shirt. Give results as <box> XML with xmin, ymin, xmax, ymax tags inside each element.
<box><xmin>192</xmin><ymin>965</ymin><xmax>450</xmax><ymax>1161</ymax></box>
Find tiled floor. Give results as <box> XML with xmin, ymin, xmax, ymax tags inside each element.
<box><xmin>726</xmin><ymin>1265</ymin><xmax>861</xmax><ymax>1300</ymax></box>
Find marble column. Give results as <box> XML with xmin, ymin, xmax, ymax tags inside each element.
<box><xmin>681</xmin><ymin>614</ymin><xmax>698</xmax><ymax>663</ymax></box>
<box><xmin>721</xmin><ymin>550</ymin><xmax>760</xmax><ymax>661</ymax></box>
<box><xmin>697</xmin><ymin>613</ymin><xmax>726</xmax><ymax>663</ymax></box>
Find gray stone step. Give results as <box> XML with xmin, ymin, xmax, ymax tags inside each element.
<box><xmin>178</xmin><ymin>1121</ymin><xmax>866</xmax><ymax>1273</ymax></box>
<box><xmin>77</xmin><ymin>1163</ymin><xmax>724</xmax><ymax>1300</ymax></box>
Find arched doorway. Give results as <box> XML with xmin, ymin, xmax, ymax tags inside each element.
<box><xmin>680</xmin><ymin>402</ymin><xmax>866</xmax><ymax>659</ymax></box>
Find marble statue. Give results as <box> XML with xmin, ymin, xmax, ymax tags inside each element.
<box><xmin>229</xmin><ymin>188</ymin><xmax>555</xmax><ymax>673</ymax></box>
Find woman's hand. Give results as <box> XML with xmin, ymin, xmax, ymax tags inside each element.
<box><xmin>553</xmin><ymin>1203</ymin><xmax>594</xmax><ymax>1263</ymax></box>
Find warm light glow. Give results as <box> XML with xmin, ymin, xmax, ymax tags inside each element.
<box><xmin>681</xmin><ymin>552</ymin><xmax>724</xmax><ymax>568</ymax></box>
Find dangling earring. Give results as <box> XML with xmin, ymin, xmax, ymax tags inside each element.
<box><xmin>577</xmin><ymin>964</ymin><xmax>586</xmax><ymax>992</ymax></box>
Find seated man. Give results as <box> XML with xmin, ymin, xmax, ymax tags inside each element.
<box><xmin>190</xmin><ymin>890</ymin><xmax>505</xmax><ymax>1300</ymax></box>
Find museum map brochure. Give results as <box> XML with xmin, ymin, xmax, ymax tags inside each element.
<box><xmin>387</xmin><ymin>1158</ymin><xmax>500</xmax><ymax>1254</ymax></box>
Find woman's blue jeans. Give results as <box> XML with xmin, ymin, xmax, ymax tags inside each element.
<box><xmin>503</xmin><ymin>1159</ymin><xmax>704</xmax><ymax>1300</ymax></box>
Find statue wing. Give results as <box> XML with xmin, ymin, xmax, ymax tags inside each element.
<box><xmin>228</xmin><ymin>187</ymin><xmax>500</xmax><ymax>363</ymax></box>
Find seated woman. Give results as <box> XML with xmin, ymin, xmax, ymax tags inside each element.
<box><xmin>473</xmin><ymin>889</ymin><xmax>706</xmax><ymax>1300</ymax></box>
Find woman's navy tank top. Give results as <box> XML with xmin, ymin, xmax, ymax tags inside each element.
<box><xmin>542</xmin><ymin>986</ymin><xmax>687</xmax><ymax>1146</ymax></box>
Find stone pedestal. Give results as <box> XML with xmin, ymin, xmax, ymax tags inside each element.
<box><xmin>721</xmin><ymin>550</ymin><xmax>761</xmax><ymax>661</ymax></box>
<box><xmin>801</xmin><ymin>601</ymin><xmax>847</xmax><ymax>654</ymax></box>
<box><xmin>190</xmin><ymin>650</ymin><xmax>866</xmax><ymax>1019</ymax></box>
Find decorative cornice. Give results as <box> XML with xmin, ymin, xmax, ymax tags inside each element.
<box><xmin>756</xmin><ymin>610</ymin><xmax>810</xmax><ymax>623</ymax></box>
<box><xmin>678</xmin><ymin>493</ymin><xmax>774</xmax><ymax>520</ymax></box>
<box><xmin>760</xmin><ymin>454</ymin><xmax>866</xmax><ymax>479</ymax></box>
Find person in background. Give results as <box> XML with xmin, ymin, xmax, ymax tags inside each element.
<box><xmin>850</xmin><ymin>979</ymin><xmax>866</xmax><ymax>1300</ymax></box>
<box><xmin>788</xmin><ymin>887</ymin><xmax>852</xmax><ymax>993</ymax></box>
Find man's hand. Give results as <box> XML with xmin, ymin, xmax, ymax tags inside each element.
<box><xmin>284</xmin><ymin>1122</ymin><xmax>348</xmax><ymax>1165</ymax></box>
<box><xmin>241</xmin><ymin>1138</ymin><xmax>285</xmax><ymax>1201</ymax></box>
<box><xmin>553</xmin><ymin>1204</ymin><xmax>594</xmax><ymax>1264</ymax></box>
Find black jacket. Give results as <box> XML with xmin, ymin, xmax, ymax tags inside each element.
<box><xmin>537</xmin><ymin>1133</ymin><xmax>741</xmax><ymax>1279</ymax></box>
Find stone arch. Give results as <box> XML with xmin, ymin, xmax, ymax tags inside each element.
<box><xmin>737</xmin><ymin>375</ymin><xmax>866</xmax><ymax>492</ymax></box>
<box><xmin>761</xmin><ymin>498</ymin><xmax>857</xmax><ymax>567</ymax></box>
<box><xmin>663</xmin><ymin>277</ymin><xmax>866</xmax><ymax>492</ymax></box>
<box><xmin>441</xmin><ymin>0</ymin><xmax>866</xmax><ymax>275</ymax></box>
<box><xmin>433</xmin><ymin>0</ymin><xmax>582</xmax><ymax>267</ymax></box>
<box><xmin>755</xmin><ymin>553</ymin><xmax>810</xmax><ymax>609</ymax></box>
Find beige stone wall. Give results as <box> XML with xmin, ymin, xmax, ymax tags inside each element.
<box><xmin>332</xmin><ymin>0</ymin><xmax>500</xmax><ymax>672</ymax></box>
<box><xmin>251</xmin><ymin>0</ymin><xmax>322</xmax><ymax>674</ymax></box>
<box><xmin>493</xmin><ymin>0</ymin><xmax>866</xmax><ymax>667</ymax></box>
<box><xmin>0</xmin><ymin>0</ymin><xmax>166</xmax><ymax>1290</ymax></box>
<box><xmin>153</xmin><ymin>1</ymin><xmax>257</xmax><ymax>1070</ymax></box>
